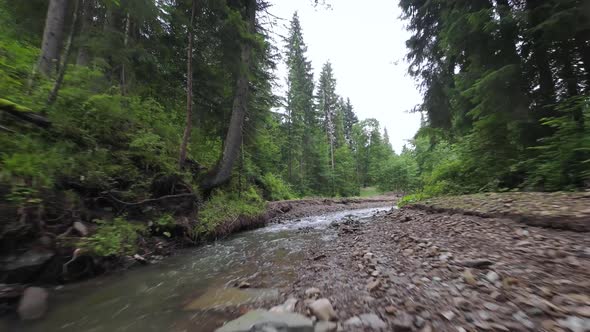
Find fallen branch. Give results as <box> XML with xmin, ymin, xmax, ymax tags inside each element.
<box><xmin>0</xmin><ymin>98</ymin><xmax>51</xmax><ymax>128</ymax></box>
<box><xmin>104</xmin><ymin>192</ymin><xmax>196</xmax><ymax>207</ymax></box>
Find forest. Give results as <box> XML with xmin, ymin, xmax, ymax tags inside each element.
<box><xmin>0</xmin><ymin>0</ymin><xmax>398</xmax><ymax>261</ymax></box>
<box><xmin>0</xmin><ymin>0</ymin><xmax>589</xmax><ymax>263</ymax></box>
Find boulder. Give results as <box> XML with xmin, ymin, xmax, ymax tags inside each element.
<box><xmin>308</xmin><ymin>298</ymin><xmax>337</xmax><ymax>321</ymax></box>
<box><xmin>270</xmin><ymin>298</ymin><xmax>298</xmax><ymax>313</ymax></box>
<box><xmin>0</xmin><ymin>248</ymin><xmax>55</xmax><ymax>283</ymax></box>
<box><xmin>359</xmin><ymin>313</ymin><xmax>387</xmax><ymax>330</ymax></box>
<box><xmin>17</xmin><ymin>287</ymin><xmax>48</xmax><ymax>320</ymax></box>
<box><xmin>215</xmin><ymin>310</ymin><xmax>313</xmax><ymax>332</ymax></box>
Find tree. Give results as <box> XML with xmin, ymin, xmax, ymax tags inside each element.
<box><xmin>201</xmin><ymin>0</ymin><xmax>258</xmax><ymax>191</ymax></box>
<box><xmin>179</xmin><ymin>0</ymin><xmax>197</xmax><ymax>170</ymax></box>
<box><xmin>317</xmin><ymin>61</ymin><xmax>338</xmax><ymax>171</ymax></box>
<box><xmin>37</xmin><ymin>0</ymin><xmax>69</xmax><ymax>76</ymax></box>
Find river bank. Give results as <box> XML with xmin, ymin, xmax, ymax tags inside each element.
<box><xmin>270</xmin><ymin>192</ymin><xmax>589</xmax><ymax>331</ymax></box>
<box><xmin>0</xmin><ymin>195</ymin><xmax>398</xmax><ymax>322</ymax></box>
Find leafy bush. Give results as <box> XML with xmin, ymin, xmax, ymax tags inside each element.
<box><xmin>525</xmin><ymin>96</ymin><xmax>590</xmax><ymax>191</ymax></box>
<box><xmin>397</xmin><ymin>193</ymin><xmax>431</xmax><ymax>208</ymax></box>
<box><xmin>196</xmin><ymin>187</ymin><xmax>266</xmax><ymax>236</ymax></box>
<box><xmin>78</xmin><ymin>217</ymin><xmax>146</xmax><ymax>257</ymax></box>
<box><xmin>260</xmin><ymin>173</ymin><xmax>296</xmax><ymax>201</ymax></box>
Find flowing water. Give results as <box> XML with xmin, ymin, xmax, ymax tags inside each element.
<box><xmin>5</xmin><ymin>206</ymin><xmax>392</xmax><ymax>332</ymax></box>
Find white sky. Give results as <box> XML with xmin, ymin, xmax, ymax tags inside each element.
<box><xmin>265</xmin><ymin>0</ymin><xmax>423</xmax><ymax>154</ymax></box>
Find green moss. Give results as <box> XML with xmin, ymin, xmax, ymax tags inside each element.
<box><xmin>196</xmin><ymin>187</ymin><xmax>266</xmax><ymax>236</ymax></box>
<box><xmin>78</xmin><ymin>217</ymin><xmax>146</xmax><ymax>257</ymax></box>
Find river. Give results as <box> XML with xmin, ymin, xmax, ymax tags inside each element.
<box><xmin>4</xmin><ymin>206</ymin><xmax>391</xmax><ymax>332</ymax></box>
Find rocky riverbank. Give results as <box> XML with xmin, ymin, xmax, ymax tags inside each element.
<box><xmin>219</xmin><ymin>193</ymin><xmax>589</xmax><ymax>331</ymax></box>
<box><xmin>0</xmin><ymin>195</ymin><xmax>398</xmax><ymax>321</ymax></box>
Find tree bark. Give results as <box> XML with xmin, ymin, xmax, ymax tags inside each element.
<box><xmin>48</xmin><ymin>0</ymin><xmax>80</xmax><ymax>106</ymax></box>
<box><xmin>201</xmin><ymin>0</ymin><xmax>256</xmax><ymax>190</ymax></box>
<box><xmin>38</xmin><ymin>0</ymin><xmax>69</xmax><ymax>76</ymax></box>
<box><xmin>179</xmin><ymin>0</ymin><xmax>197</xmax><ymax>170</ymax></box>
<box><xmin>76</xmin><ymin>0</ymin><xmax>92</xmax><ymax>66</ymax></box>
<box><xmin>120</xmin><ymin>12</ymin><xmax>131</xmax><ymax>95</ymax></box>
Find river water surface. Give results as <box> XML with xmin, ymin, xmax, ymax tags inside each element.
<box><xmin>5</xmin><ymin>206</ymin><xmax>391</xmax><ymax>332</ymax></box>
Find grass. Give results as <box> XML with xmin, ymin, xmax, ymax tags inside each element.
<box><xmin>359</xmin><ymin>186</ymin><xmax>381</xmax><ymax>198</ymax></box>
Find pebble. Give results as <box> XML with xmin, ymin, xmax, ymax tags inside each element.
<box><xmin>483</xmin><ymin>302</ymin><xmax>500</xmax><ymax>311</ymax></box>
<box><xmin>359</xmin><ymin>313</ymin><xmax>387</xmax><ymax>329</ymax></box>
<box><xmin>440</xmin><ymin>310</ymin><xmax>456</xmax><ymax>321</ymax></box>
<box><xmin>308</xmin><ymin>298</ymin><xmax>337</xmax><ymax>321</ymax></box>
<box><xmin>392</xmin><ymin>311</ymin><xmax>414</xmax><ymax>331</ymax></box>
<box><xmin>305</xmin><ymin>287</ymin><xmax>321</xmax><ymax>299</ymax></box>
<box><xmin>486</xmin><ymin>271</ymin><xmax>500</xmax><ymax>283</ymax></box>
<box><xmin>343</xmin><ymin>316</ymin><xmax>363</xmax><ymax>327</ymax></box>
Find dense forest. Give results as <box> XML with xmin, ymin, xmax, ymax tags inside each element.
<box><xmin>391</xmin><ymin>0</ymin><xmax>590</xmax><ymax>204</ymax></box>
<box><xmin>0</xmin><ymin>0</ymin><xmax>397</xmax><ymax>260</ymax></box>
<box><xmin>0</xmin><ymin>0</ymin><xmax>589</xmax><ymax>267</ymax></box>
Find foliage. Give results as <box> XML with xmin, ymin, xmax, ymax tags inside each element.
<box><xmin>260</xmin><ymin>173</ymin><xmax>296</xmax><ymax>201</ymax></box>
<box><xmin>196</xmin><ymin>187</ymin><xmax>266</xmax><ymax>236</ymax></box>
<box><xmin>400</xmin><ymin>0</ymin><xmax>590</xmax><ymax>194</ymax></box>
<box><xmin>397</xmin><ymin>192</ymin><xmax>430</xmax><ymax>208</ymax></box>
<box><xmin>78</xmin><ymin>217</ymin><xmax>146</xmax><ymax>257</ymax></box>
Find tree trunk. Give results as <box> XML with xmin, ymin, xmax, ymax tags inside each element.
<box><xmin>38</xmin><ymin>0</ymin><xmax>69</xmax><ymax>76</ymax></box>
<box><xmin>201</xmin><ymin>0</ymin><xmax>256</xmax><ymax>190</ymax></box>
<box><xmin>48</xmin><ymin>0</ymin><xmax>80</xmax><ymax>106</ymax></box>
<box><xmin>120</xmin><ymin>12</ymin><xmax>131</xmax><ymax>95</ymax></box>
<box><xmin>178</xmin><ymin>0</ymin><xmax>197</xmax><ymax>170</ymax></box>
<box><xmin>76</xmin><ymin>0</ymin><xmax>92</xmax><ymax>66</ymax></box>
<box><xmin>576</xmin><ymin>32</ymin><xmax>590</xmax><ymax>92</ymax></box>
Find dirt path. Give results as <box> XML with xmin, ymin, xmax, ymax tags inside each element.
<box><xmin>283</xmin><ymin>198</ymin><xmax>590</xmax><ymax>331</ymax></box>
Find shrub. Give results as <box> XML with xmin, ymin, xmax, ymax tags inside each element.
<box><xmin>260</xmin><ymin>173</ymin><xmax>296</xmax><ymax>201</ymax></box>
<box><xmin>196</xmin><ymin>187</ymin><xmax>266</xmax><ymax>236</ymax></box>
<box><xmin>78</xmin><ymin>217</ymin><xmax>146</xmax><ymax>257</ymax></box>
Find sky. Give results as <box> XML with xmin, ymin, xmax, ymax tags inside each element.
<box><xmin>265</xmin><ymin>0</ymin><xmax>423</xmax><ymax>154</ymax></box>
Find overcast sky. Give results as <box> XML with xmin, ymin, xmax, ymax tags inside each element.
<box><xmin>265</xmin><ymin>0</ymin><xmax>422</xmax><ymax>154</ymax></box>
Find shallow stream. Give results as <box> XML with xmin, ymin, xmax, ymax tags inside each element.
<box><xmin>5</xmin><ymin>206</ymin><xmax>391</xmax><ymax>332</ymax></box>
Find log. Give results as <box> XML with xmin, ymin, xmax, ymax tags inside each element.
<box><xmin>0</xmin><ymin>99</ymin><xmax>51</xmax><ymax>128</ymax></box>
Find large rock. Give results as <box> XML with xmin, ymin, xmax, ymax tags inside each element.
<box><xmin>308</xmin><ymin>298</ymin><xmax>337</xmax><ymax>321</ymax></box>
<box><xmin>359</xmin><ymin>313</ymin><xmax>387</xmax><ymax>330</ymax></box>
<box><xmin>215</xmin><ymin>310</ymin><xmax>313</xmax><ymax>332</ymax></box>
<box><xmin>17</xmin><ymin>287</ymin><xmax>48</xmax><ymax>320</ymax></box>
<box><xmin>0</xmin><ymin>248</ymin><xmax>55</xmax><ymax>283</ymax></box>
<box><xmin>270</xmin><ymin>298</ymin><xmax>298</xmax><ymax>313</ymax></box>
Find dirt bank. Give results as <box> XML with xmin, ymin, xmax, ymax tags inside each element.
<box><xmin>281</xmin><ymin>194</ymin><xmax>589</xmax><ymax>331</ymax></box>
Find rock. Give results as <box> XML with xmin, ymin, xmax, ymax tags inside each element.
<box><xmin>573</xmin><ymin>306</ymin><xmax>590</xmax><ymax>317</ymax></box>
<box><xmin>485</xmin><ymin>271</ymin><xmax>500</xmax><ymax>283</ymax></box>
<box><xmin>453</xmin><ymin>297</ymin><xmax>471</xmax><ymax>310</ymax></box>
<box><xmin>392</xmin><ymin>311</ymin><xmax>414</xmax><ymax>331</ymax></box>
<box><xmin>0</xmin><ymin>248</ymin><xmax>55</xmax><ymax>283</ymax></box>
<box><xmin>439</xmin><ymin>253</ymin><xmax>453</xmax><ymax>262</ymax></box>
<box><xmin>133</xmin><ymin>254</ymin><xmax>148</xmax><ymax>264</ymax></box>
<box><xmin>512</xmin><ymin>311</ymin><xmax>534</xmax><ymax>329</ymax></box>
<box><xmin>314</xmin><ymin>321</ymin><xmax>337</xmax><ymax>332</ymax></box>
<box><xmin>557</xmin><ymin>316</ymin><xmax>590</xmax><ymax>332</ymax></box>
<box><xmin>483</xmin><ymin>302</ymin><xmax>500</xmax><ymax>311</ymax></box>
<box><xmin>237</xmin><ymin>281</ymin><xmax>251</xmax><ymax>289</ymax></box>
<box><xmin>308</xmin><ymin>298</ymin><xmax>337</xmax><ymax>321</ymax></box>
<box><xmin>17</xmin><ymin>287</ymin><xmax>48</xmax><ymax>320</ymax></box>
<box><xmin>343</xmin><ymin>317</ymin><xmax>363</xmax><ymax>327</ymax></box>
<box><xmin>305</xmin><ymin>288</ymin><xmax>321</xmax><ymax>299</ymax></box>
<box><xmin>403</xmin><ymin>249</ymin><xmax>414</xmax><ymax>256</ymax></box>
<box><xmin>477</xmin><ymin>310</ymin><xmax>491</xmax><ymax>321</ymax></box>
<box><xmin>463</xmin><ymin>269</ymin><xmax>477</xmax><ymax>286</ymax></box>
<box><xmin>73</xmin><ymin>221</ymin><xmax>89</xmax><ymax>236</ymax></box>
<box><xmin>270</xmin><ymin>298</ymin><xmax>298</xmax><ymax>313</ymax></box>
<box><xmin>414</xmin><ymin>315</ymin><xmax>425</xmax><ymax>328</ymax></box>
<box><xmin>385</xmin><ymin>305</ymin><xmax>397</xmax><ymax>315</ymax></box>
<box><xmin>420</xmin><ymin>325</ymin><xmax>433</xmax><ymax>332</ymax></box>
<box><xmin>215</xmin><ymin>310</ymin><xmax>314</xmax><ymax>332</ymax></box>
<box><xmin>440</xmin><ymin>311</ymin><xmax>456</xmax><ymax>321</ymax></box>
<box><xmin>366</xmin><ymin>279</ymin><xmax>380</xmax><ymax>292</ymax></box>
<box><xmin>359</xmin><ymin>313</ymin><xmax>387</xmax><ymax>330</ymax></box>
<box><xmin>459</xmin><ymin>259</ymin><xmax>494</xmax><ymax>269</ymax></box>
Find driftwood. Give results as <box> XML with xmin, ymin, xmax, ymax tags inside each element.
<box><xmin>103</xmin><ymin>191</ymin><xmax>197</xmax><ymax>207</ymax></box>
<box><xmin>0</xmin><ymin>98</ymin><xmax>51</xmax><ymax>128</ymax></box>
